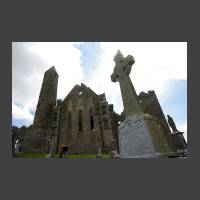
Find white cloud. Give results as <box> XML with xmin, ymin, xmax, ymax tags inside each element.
<box><xmin>12</xmin><ymin>104</ymin><xmax>34</xmax><ymax>124</ymax></box>
<box><xmin>12</xmin><ymin>42</ymin><xmax>187</xmax><ymax>127</ymax></box>
<box><xmin>12</xmin><ymin>42</ymin><xmax>84</xmax><ymax>126</ymax></box>
<box><xmin>27</xmin><ymin>42</ymin><xmax>84</xmax><ymax>99</ymax></box>
<box><xmin>85</xmin><ymin>42</ymin><xmax>187</xmax><ymax>114</ymax></box>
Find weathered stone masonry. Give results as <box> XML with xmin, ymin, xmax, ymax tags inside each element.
<box><xmin>12</xmin><ymin>66</ymin><xmax>122</xmax><ymax>154</ymax></box>
<box><xmin>12</xmin><ymin>66</ymin><xmax>187</xmax><ymax>156</ymax></box>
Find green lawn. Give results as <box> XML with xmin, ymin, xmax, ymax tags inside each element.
<box><xmin>14</xmin><ymin>152</ymin><xmax>113</xmax><ymax>159</ymax></box>
<box><xmin>14</xmin><ymin>152</ymin><xmax>47</xmax><ymax>158</ymax></box>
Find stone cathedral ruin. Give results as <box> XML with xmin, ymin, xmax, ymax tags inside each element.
<box><xmin>12</xmin><ymin>50</ymin><xmax>187</xmax><ymax>158</ymax></box>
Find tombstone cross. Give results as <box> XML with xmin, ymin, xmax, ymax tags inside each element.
<box><xmin>111</xmin><ymin>50</ymin><xmax>143</xmax><ymax>118</ymax></box>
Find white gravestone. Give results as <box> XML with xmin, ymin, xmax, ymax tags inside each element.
<box><xmin>118</xmin><ymin>115</ymin><xmax>158</xmax><ymax>158</ymax></box>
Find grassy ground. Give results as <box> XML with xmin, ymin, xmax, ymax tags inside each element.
<box><xmin>14</xmin><ymin>152</ymin><xmax>113</xmax><ymax>159</ymax></box>
<box><xmin>14</xmin><ymin>152</ymin><xmax>47</xmax><ymax>158</ymax></box>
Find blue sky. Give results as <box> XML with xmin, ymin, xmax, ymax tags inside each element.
<box><xmin>12</xmin><ymin>42</ymin><xmax>187</xmax><ymax>141</ymax></box>
<box><xmin>160</xmin><ymin>79</ymin><xmax>187</xmax><ymax>140</ymax></box>
<box><xmin>161</xmin><ymin>79</ymin><xmax>187</xmax><ymax>125</ymax></box>
<box><xmin>75</xmin><ymin>42</ymin><xmax>102</xmax><ymax>79</ymax></box>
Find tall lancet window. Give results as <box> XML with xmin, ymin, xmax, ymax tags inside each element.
<box><xmin>90</xmin><ymin>108</ymin><xmax>94</xmax><ymax>130</ymax></box>
<box><xmin>68</xmin><ymin>111</ymin><xmax>71</xmax><ymax>130</ymax></box>
<box><xmin>79</xmin><ymin>109</ymin><xmax>83</xmax><ymax>132</ymax></box>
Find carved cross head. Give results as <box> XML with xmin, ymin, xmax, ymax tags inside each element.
<box><xmin>111</xmin><ymin>50</ymin><xmax>135</xmax><ymax>82</ymax></box>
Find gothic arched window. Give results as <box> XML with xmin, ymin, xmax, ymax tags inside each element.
<box><xmin>90</xmin><ymin>108</ymin><xmax>94</xmax><ymax>130</ymax></box>
<box><xmin>79</xmin><ymin>109</ymin><xmax>83</xmax><ymax>132</ymax></box>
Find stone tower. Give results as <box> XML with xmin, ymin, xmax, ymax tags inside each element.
<box><xmin>138</xmin><ymin>90</ymin><xmax>171</xmax><ymax>134</ymax></box>
<box><xmin>33</xmin><ymin>66</ymin><xmax>58</xmax><ymax>129</ymax></box>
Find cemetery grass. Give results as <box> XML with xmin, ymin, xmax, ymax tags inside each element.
<box><xmin>14</xmin><ymin>152</ymin><xmax>111</xmax><ymax>158</ymax></box>
<box><xmin>14</xmin><ymin>152</ymin><xmax>47</xmax><ymax>158</ymax></box>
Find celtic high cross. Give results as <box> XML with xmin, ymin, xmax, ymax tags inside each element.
<box><xmin>111</xmin><ymin>50</ymin><xmax>144</xmax><ymax>118</ymax></box>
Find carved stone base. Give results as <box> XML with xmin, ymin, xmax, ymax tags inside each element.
<box><xmin>118</xmin><ymin>114</ymin><xmax>174</xmax><ymax>158</ymax></box>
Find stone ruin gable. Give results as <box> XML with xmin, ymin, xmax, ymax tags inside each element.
<box><xmin>138</xmin><ymin>90</ymin><xmax>187</xmax><ymax>155</ymax></box>
<box><xmin>53</xmin><ymin>83</ymin><xmax>119</xmax><ymax>154</ymax></box>
<box><xmin>58</xmin><ymin>83</ymin><xmax>104</xmax><ymax>154</ymax></box>
<box><xmin>138</xmin><ymin>90</ymin><xmax>171</xmax><ymax>134</ymax></box>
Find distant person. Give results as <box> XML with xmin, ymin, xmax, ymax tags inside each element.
<box><xmin>60</xmin><ymin>144</ymin><xmax>71</xmax><ymax>158</ymax></box>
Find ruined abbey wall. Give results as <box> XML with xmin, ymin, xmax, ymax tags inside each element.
<box><xmin>12</xmin><ymin>66</ymin><xmax>186</xmax><ymax>156</ymax></box>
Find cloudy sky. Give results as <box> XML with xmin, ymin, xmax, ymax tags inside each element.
<box><xmin>12</xmin><ymin>42</ymin><xmax>187</xmax><ymax>141</ymax></box>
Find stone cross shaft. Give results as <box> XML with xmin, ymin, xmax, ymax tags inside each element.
<box><xmin>111</xmin><ymin>50</ymin><xmax>143</xmax><ymax>118</ymax></box>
